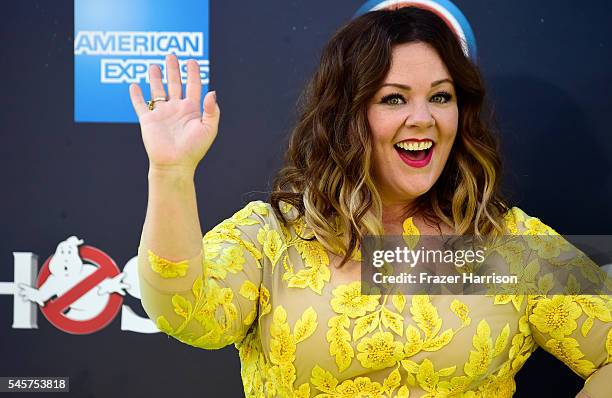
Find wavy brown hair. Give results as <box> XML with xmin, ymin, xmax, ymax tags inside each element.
<box><xmin>269</xmin><ymin>7</ymin><xmax>510</xmax><ymax>266</ymax></box>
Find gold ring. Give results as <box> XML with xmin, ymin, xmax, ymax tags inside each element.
<box><xmin>146</xmin><ymin>97</ymin><xmax>168</xmax><ymax>111</ymax></box>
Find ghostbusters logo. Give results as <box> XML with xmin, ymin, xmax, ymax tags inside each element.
<box><xmin>1</xmin><ymin>235</ymin><xmax>159</xmax><ymax>335</ymax></box>
<box><xmin>18</xmin><ymin>236</ymin><xmax>128</xmax><ymax>334</ymax></box>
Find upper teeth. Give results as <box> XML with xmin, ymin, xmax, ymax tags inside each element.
<box><xmin>395</xmin><ymin>141</ymin><xmax>433</xmax><ymax>151</ymax></box>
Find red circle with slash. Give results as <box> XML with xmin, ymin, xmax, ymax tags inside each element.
<box><xmin>37</xmin><ymin>245</ymin><xmax>123</xmax><ymax>334</ymax></box>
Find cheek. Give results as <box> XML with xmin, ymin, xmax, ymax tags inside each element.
<box><xmin>368</xmin><ymin>111</ymin><xmax>395</xmax><ymax>170</ymax></box>
<box><xmin>433</xmin><ymin>108</ymin><xmax>459</xmax><ymax>147</ymax></box>
<box><xmin>368</xmin><ymin>107</ymin><xmax>403</xmax><ymax>141</ymax></box>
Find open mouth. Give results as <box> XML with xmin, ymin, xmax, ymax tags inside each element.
<box><xmin>394</xmin><ymin>140</ymin><xmax>435</xmax><ymax>167</ymax></box>
<box><xmin>396</xmin><ymin>146</ymin><xmax>433</xmax><ymax>161</ymax></box>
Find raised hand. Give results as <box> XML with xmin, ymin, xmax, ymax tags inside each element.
<box><xmin>129</xmin><ymin>55</ymin><xmax>219</xmax><ymax>175</ymax></box>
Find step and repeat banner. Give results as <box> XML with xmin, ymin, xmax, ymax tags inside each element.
<box><xmin>1</xmin><ymin>0</ymin><xmax>611</xmax><ymax>396</ymax></box>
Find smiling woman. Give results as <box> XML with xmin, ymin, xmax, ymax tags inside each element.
<box><xmin>368</xmin><ymin>42</ymin><xmax>459</xmax><ymax>219</ymax></box>
<box><xmin>270</xmin><ymin>7</ymin><xmax>507</xmax><ymax>258</ymax></box>
<box><xmin>131</xmin><ymin>6</ymin><xmax>612</xmax><ymax>398</ymax></box>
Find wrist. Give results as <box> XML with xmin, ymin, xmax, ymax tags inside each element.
<box><xmin>147</xmin><ymin>164</ymin><xmax>196</xmax><ymax>182</ymax></box>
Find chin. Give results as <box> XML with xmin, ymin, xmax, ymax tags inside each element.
<box><xmin>404</xmin><ymin>188</ymin><xmax>431</xmax><ymax>199</ymax></box>
<box><xmin>391</xmin><ymin>186</ymin><xmax>432</xmax><ymax>202</ymax></box>
<box><xmin>400</xmin><ymin>179</ymin><xmax>435</xmax><ymax>197</ymax></box>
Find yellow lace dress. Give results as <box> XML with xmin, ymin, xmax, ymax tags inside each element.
<box><xmin>137</xmin><ymin>201</ymin><xmax>612</xmax><ymax>397</ymax></box>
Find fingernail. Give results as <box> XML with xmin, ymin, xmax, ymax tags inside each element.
<box><xmin>212</xmin><ymin>91</ymin><xmax>217</xmax><ymax>103</ymax></box>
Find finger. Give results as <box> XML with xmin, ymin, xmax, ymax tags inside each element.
<box><xmin>201</xmin><ymin>91</ymin><xmax>220</xmax><ymax>134</ymax></box>
<box><xmin>148</xmin><ymin>64</ymin><xmax>167</xmax><ymax>100</ymax></box>
<box><xmin>129</xmin><ymin>84</ymin><xmax>147</xmax><ymax>117</ymax></box>
<box><xmin>185</xmin><ymin>59</ymin><xmax>201</xmax><ymax>105</ymax></box>
<box><xmin>165</xmin><ymin>54</ymin><xmax>182</xmax><ymax>99</ymax></box>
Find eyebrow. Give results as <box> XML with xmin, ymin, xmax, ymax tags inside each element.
<box><xmin>380</xmin><ymin>78</ymin><xmax>454</xmax><ymax>90</ymax></box>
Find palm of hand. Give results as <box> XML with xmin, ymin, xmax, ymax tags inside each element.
<box><xmin>129</xmin><ymin>55</ymin><xmax>219</xmax><ymax>172</ymax></box>
<box><xmin>139</xmin><ymin>98</ymin><xmax>211</xmax><ymax>168</ymax></box>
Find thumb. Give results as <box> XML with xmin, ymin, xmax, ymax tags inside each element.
<box><xmin>201</xmin><ymin>90</ymin><xmax>220</xmax><ymax>134</ymax></box>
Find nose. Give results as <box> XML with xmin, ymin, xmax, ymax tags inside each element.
<box><xmin>404</xmin><ymin>100</ymin><xmax>435</xmax><ymax>129</ymax></box>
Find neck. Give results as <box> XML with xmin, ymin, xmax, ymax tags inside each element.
<box><xmin>381</xmin><ymin>198</ymin><xmax>418</xmax><ymax>232</ymax></box>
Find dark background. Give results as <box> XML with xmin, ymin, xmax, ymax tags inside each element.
<box><xmin>1</xmin><ymin>0</ymin><xmax>611</xmax><ymax>396</ymax></box>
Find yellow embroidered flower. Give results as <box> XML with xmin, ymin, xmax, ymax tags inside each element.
<box><xmin>508</xmin><ymin>326</ymin><xmax>535</xmax><ymax>371</ymax></box>
<box><xmin>477</xmin><ymin>375</ymin><xmax>516</xmax><ymax>397</ymax></box>
<box><xmin>438</xmin><ymin>375</ymin><xmax>471</xmax><ymax>396</ymax></box>
<box><xmin>450</xmin><ymin>298</ymin><xmax>471</xmax><ymax>326</ymax></box>
<box><xmin>310</xmin><ymin>365</ymin><xmax>338</xmax><ymax>394</ymax></box>
<box><xmin>529</xmin><ymin>295</ymin><xmax>581</xmax><ymax>338</ymax></box>
<box><xmin>220</xmin><ymin>246</ymin><xmax>246</xmax><ymax>273</ymax></box>
<box><xmin>463</xmin><ymin>320</ymin><xmax>493</xmax><ymax>378</ymax></box>
<box><xmin>257</xmin><ymin>225</ymin><xmax>284</xmax><ymax>270</ymax></box>
<box><xmin>259</xmin><ymin>285</ymin><xmax>271</xmax><ymax>317</ymax></box>
<box><xmin>270</xmin><ymin>306</ymin><xmax>296</xmax><ymax>365</ymax></box>
<box><xmin>545</xmin><ymin>338</ymin><xmax>596</xmax><ymax>377</ymax></box>
<box><xmin>335</xmin><ymin>376</ymin><xmax>383</xmax><ymax>397</ymax></box>
<box><xmin>239</xmin><ymin>280</ymin><xmax>260</xmax><ymax>301</ymax></box>
<box><xmin>402</xmin><ymin>216</ymin><xmax>421</xmax><ymax>250</ymax></box>
<box><xmin>356</xmin><ymin>331</ymin><xmax>404</xmax><ymax>370</ymax></box>
<box><xmin>295</xmin><ymin>239</ymin><xmax>328</xmax><ymax>269</ymax></box>
<box><xmin>286</xmin><ymin>260</ymin><xmax>331</xmax><ymax>295</ymax></box>
<box><xmin>327</xmin><ymin>314</ymin><xmax>354</xmax><ymax>372</ymax></box>
<box><xmin>208</xmin><ymin>245</ymin><xmax>246</xmax><ymax>279</ymax></box>
<box><xmin>574</xmin><ymin>295</ymin><xmax>612</xmax><ymax>322</ymax></box>
<box><xmin>148</xmin><ymin>249</ymin><xmax>189</xmax><ymax>278</ymax></box>
<box><xmin>204</xmin><ymin>241</ymin><xmax>222</xmax><ymax>260</ymax></box>
<box><xmin>220</xmin><ymin>287</ymin><xmax>234</xmax><ymax>304</ymax></box>
<box><xmin>279</xmin><ymin>200</ymin><xmax>294</xmax><ymax>214</ymax></box>
<box><xmin>524</xmin><ymin>217</ymin><xmax>557</xmax><ymax>235</ymax></box>
<box><xmin>267</xmin><ymin>363</ymin><xmax>296</xmax><ymax>393</ymax></box>
<box><xmin>410</xmin><ymin>295</ymin><xmax>442</xmax><ymax>340</ymax></box>
<box><xmin>503</xmin><ymin>208</ymin><xmax>521</xmax><ymax>235</ymax></box>
<box><xmin>531</xmin><ymin>237</ymin><xmax>562</xmax><ymax>259</ymax></box>
<box><xmin>396</xmin><ymin>386</ymin><xmax>410</xmax><ymax>398</ymax></box>
<box><xmin>294</xmin><ymin>307</ymin><xmax>318</xmax><ymax>343</ymax></box>
<box><xmin>331</xmin><ymin>281</ymin><xmax>380</xmax><ymax>318</ymax></box>
<box><xmin>231</xmin><ymin>200</ymin><xmax>268</xmax><ymax>223</ymax></box>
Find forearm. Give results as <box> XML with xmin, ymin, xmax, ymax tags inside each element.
<box><xmin>138</xmin><ymin>168</ymin><xmax>203</xmax><ymax>326</ymax></box>
<box><xmin>577</xmin><ymin>363</ymin><xmax>612</xmax><ymax>398</ymax></box>
<box><xmin>137</xmin><ymin>166</ymin><xmax>205</xmax><ymax>296</ymax></box>
<box><xmin>142</xmin><ymin>166</ymin><xmax>203</xmax><ymax>261</ymax></box>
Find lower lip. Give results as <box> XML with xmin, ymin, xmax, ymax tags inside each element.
<box><xmin>396</xmin><ymin>145</ymin><xmax>434</xmax><ymax>168</ymax></box>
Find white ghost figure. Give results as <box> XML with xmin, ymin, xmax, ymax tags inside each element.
<box><xmin>18</xmin><ymin>235</ymin><xmax>129</xmax><ymax>321</ymax></box>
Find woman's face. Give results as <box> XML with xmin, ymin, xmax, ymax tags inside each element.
<box><xmin>367</xmin><ymin>42</ymin><xmax>458</xmax><ymax>207</ymax></box>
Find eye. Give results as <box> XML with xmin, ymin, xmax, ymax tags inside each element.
<box><xmin>380</xmin><ymin>93</ymin><xmax>405</xmax><ymax>105</ymax></box>
<box><xmin>430</xmin><ymin>92</ymin><xmax>453</xmax><ymax>104</ymax></box>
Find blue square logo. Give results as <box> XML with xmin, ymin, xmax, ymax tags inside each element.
<box><xmin>74</xmin><ymin>0</ymin><xmax>209</xmax><ymax>123</ymax></box>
